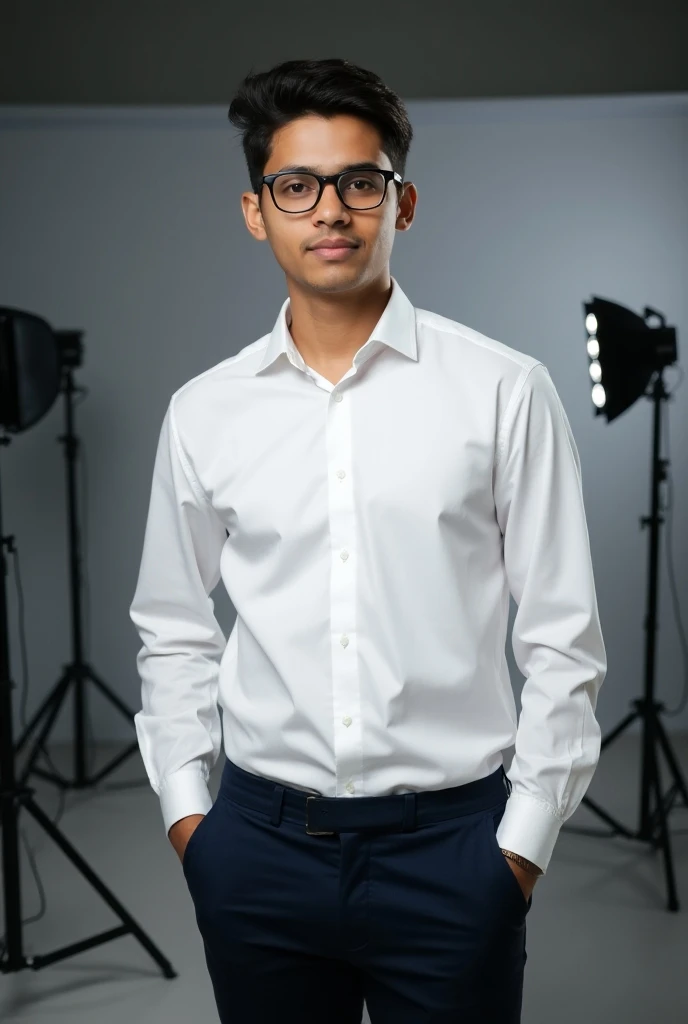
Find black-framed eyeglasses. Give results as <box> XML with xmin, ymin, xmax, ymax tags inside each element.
<box><xmin>257</xmin><ymin>167</ymin><xmax>403</xmax><ymax>213</ymax></box>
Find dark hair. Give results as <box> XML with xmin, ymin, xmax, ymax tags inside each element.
<box><xmin>227</xmin><ymin>58</ymin><xmax>413</xmax><ymax>196</ymax></box>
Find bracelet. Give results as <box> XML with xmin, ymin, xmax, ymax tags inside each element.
<box><xmin>500</xmin><ymin>848</ymin><xmax>543</xmax><ymax>876</ymax></box>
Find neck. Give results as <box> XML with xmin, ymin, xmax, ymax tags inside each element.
<box><xmin>286</xmin><ymin>272</ymin><xmax>393</xmax><ymax>371</ymax></box>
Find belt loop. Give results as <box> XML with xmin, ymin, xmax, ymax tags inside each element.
<box><xmin>401</xmin><ymin>792</ymin><xmax>417</xmax><ymax>832</ymax></box>
<box><xmin>501</xmin><ymin>765</ymin><xmax>512</xmax><ymax>798</ymax></box>
<box><xmin>270</xmin><ymin>784</ymin><xmax>285</xmax><ymax>826</ymax></box>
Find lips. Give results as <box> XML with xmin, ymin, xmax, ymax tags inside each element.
<box><xmin>309</xmin><ymin>245</ymin><xmax>359</xmax><ymax>261</ymax></box>
<box><xmin>310</xmin><ymin>240</ymin><xmax>358</xmax><ymax>250</ymax></box>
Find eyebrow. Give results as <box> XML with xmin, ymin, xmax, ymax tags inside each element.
<box><xmin>274</xmin><ymin>161</ymin><xmax>384</xmax><ymax>175</ymax></box>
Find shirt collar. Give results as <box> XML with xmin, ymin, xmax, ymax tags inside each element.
<box><xmin>254</xmin><ymin>275</ymin><xmax>418</xmax><ymax>376</ymax></box>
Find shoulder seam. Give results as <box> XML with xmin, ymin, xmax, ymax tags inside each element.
<box><xmin>171</xmin><ymin>338</ymin><xmax>271</xmax><ymax>400</ymax></box>
<box><xmin>414</xmin><ymin>312</ymin><xmax>535</xmax><ymax>374</ymax></box>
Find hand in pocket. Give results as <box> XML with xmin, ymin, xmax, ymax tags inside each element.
<box><xmin>168</xmin><ymin>813</ymin><xmax>207</xmax><ymax>864</ymax></box>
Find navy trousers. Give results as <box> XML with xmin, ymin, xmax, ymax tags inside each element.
<box><xmin>182</xmin><ymin>756</ymin><xmax>533</xmax><ymax>1023</ymax></box>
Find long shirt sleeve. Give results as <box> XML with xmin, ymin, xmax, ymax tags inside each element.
<box><xmin>492</xmin><ymin>362</ymin><xmax>607</xmax><ymax>873</ymax></box>
<box><xmin>130</xmin><ymin>400</ymin><xmax>227</xmax><ymax>837</ymax></box>
<box><xmin>127</xmin><ymin>277</ymin><xmax>608</xmax><ymax>873</ymax></box>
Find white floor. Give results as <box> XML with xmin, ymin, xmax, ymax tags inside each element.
<box><xmin>1</xmin><ymin>733</ymin><xmax>687</xmax><ymax>1023</ymax></box>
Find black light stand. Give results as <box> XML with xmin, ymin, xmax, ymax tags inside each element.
<box><xmin>561</xmin><ymin>368</ymin><xmax>688</xmax><ymax>912</ymax></box>
<box><xmin>0</xmin><ymin>430</ymin><xmax>176</xmax><ymax>975</ymax></box>
<box><xmin>14</xmin><ymin>334</ymin><xmax>140</xmax><ymax>788</ymax></box>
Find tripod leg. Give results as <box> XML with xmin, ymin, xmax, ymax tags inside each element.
<box><xmin>646</xmin><ymin>714</ymin><xmax>679</xmax><ymax>911</ymax></box>
<box><xmin>14</xmin><ymin>671</ymin><xmax>70</xmax><ymax>756</ymax></box>
<box><xmin>578</xmin><ymin>791</ymin><xmax>636</xmax><ymax>837</ymax></box>
<box><xmin>21</xmin><ymin>794</ymin><xmax>177</xmax><ymax>976</ymax></box>
<box><xmin>18</xmin><ymin>675</ymin><xmax>72</xmax><ymax>788</ymax></box>
<box><xmin>575</xmin><ymin>707</ymin><xmax>640</xmax><ymax>837</ymax></box>
<box><xmin>18</xmin><ymin>666</ymin><xmax>141</xmax><ymax>791</ymax></box>
<box><xmin>88</xmin><ymin>741</ymin><xmax>141</xmax><ymax>786</ymax></box>
<box><xmin>70</xmin><ymin>666</ymin><xmax>140</xmax><ymax>784</ymax></box>
<box><xmin>599</xmin><ymin>707</ymin><xmax>637</xmax><ymax>750</ymax></box>
<box><xmin>87</xmin><ymin>666</ymin><xmax>139</xmax><ymax>722</ymax></box>
<box><xmin>653</xmin><ymin>712</ymin><xmax>688</xmax><ymax>807</ymax></box>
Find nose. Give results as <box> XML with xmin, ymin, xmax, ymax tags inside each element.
<box><xmin>317</xmin><ymin>181</ymin><xmax>347</xmax><ymax>210</ymax></box>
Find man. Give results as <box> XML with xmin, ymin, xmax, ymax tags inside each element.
<box><xmin>130</xmin><ymin>57</ymin><xmax>606</xmax><ymax>1024</ymax></box>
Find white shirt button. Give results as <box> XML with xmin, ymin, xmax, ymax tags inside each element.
<box><xmin>346</xmin><ymin>781</ymin><xmax>355</xmax><ymax>794</ymax></box>
<box><xmin>342</xmin><ymin>716</ymin><xmax>352</xmax><ymax>727</ymax></box>
<box><xmin>340</xmin><ymin>549</ymin><xmax>349</xmax><ymax>561</ymax></box>
<box><xmin>340</xmin><ymin>634</ymin><xmax>349</xmax><ymax>647</ymax></box>
<box><xmin>336</xmin><ymin>469</ymin><xmax>346</xmax><ymax>480</ymax></box>
<box><xmin>333</xmin><ymin>391</ymin><xmax>343</xmax><ymax>402</ymax></box>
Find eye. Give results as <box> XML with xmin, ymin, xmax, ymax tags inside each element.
<box><xmin>346</xmin><ymin>177</ymin><xmax>375</xmax><ymax>191</ymax></box>
<box><xmin>273</xmin><ymin>174</ymin><xmax>318</xmax><ymax>198</ymax></box>
<box><xmin>338</xmin><ymin>170</ymin><xmax>385</xmax><ymax>196</ymax></box>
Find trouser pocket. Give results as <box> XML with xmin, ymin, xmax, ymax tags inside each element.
<box><xmin>482</xmin><ymin>801</ymin><xmax>532</xmax><ymax>912</ymax></box>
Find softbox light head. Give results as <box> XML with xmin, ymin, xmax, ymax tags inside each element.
<box><xmin>583</xmin><ymin>297</ymin><xmax>678</xmax><ymax>424</ymax></box>
<box><xmin>0</xmin><ymin>307</ymin><xmax>82</xmax><ymax>433</ymax></box>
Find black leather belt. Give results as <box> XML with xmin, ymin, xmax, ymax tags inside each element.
<box><xmin>302</xmin><ymin>766</ymin><xmax>511</xmax><ymax>836</ymax></box>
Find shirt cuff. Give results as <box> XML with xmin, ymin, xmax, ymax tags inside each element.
<box><xmin>159</xmin><ymin>769</ymin><xmax>214</xmax><ymax>838</ymax></box>
<box><xmin>494</xmin><ymin>790</ymin><xmax>563</xmax><ymax>875</ymax></box>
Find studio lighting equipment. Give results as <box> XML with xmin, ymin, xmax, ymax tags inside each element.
<box><xmin>0</xmin><ymin>306</ymin><xmax>175</xmax><ymax>975</ymax></box>
<box><xmin>560</xmin><ymin>297</ymin><xmax>686</xmax><ymax>912</ymax></box>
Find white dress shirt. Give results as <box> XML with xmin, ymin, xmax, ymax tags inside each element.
<box><xmin>130</xmin><ymin>275</ymin><xmax>606</xmax><ymax>874</ymax></box>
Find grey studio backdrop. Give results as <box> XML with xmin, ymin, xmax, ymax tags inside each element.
<box><xmin>0</xmin><ymin>92</ymin><xmax>687</xmax><ymax>760</ymax></box>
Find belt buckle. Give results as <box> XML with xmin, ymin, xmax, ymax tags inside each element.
<box><xmin>306</xmin><ymin>795</ymin><xmax>335</xmax><ymax>835</ymax></box>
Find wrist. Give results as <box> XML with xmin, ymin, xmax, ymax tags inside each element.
<box><xmin>500</xmin><ymin>848</ymin><xmax>543</xmax><ymax>877</ymax></box>
<box><xmin>168</xmin><ymin>813</ymin><xmax>205</xmax><ymax>840</ymax></box>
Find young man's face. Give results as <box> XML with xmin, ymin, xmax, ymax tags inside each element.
<box><xmin>241</xmin><ymin>113</ymin><xmax>416</xmax><ymax>294</ymax></box>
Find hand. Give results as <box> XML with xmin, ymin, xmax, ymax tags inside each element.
<box><xmin>168</xmin><ymin>813</ymin><xmax>206</xmax><ymax>864</ymax></box>
<box><xmin>503</xmin><ymin>855</ymin><xmax>538</xmax><ymax>902</ymax></box>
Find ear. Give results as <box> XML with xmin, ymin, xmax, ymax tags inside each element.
<box><xmin>395</xmin><ymin>181</ymin><xmax>417</xmax><ymax>232</ymax></box>
<box><xmin>242</xmin><ymin>190</ymin><xmax>268</xmax><ymax>242</ymax></box>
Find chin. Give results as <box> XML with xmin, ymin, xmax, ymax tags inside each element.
<box><xmin>305</xmin><ymin>267</ymin><xmax>363</xmax><ymax>290</ymax></box>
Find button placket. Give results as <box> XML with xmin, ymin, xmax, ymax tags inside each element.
<box><xmin>326</xmin><ymin>387</ymin><xmax>362</xmax><ymax>798</ymax></box>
